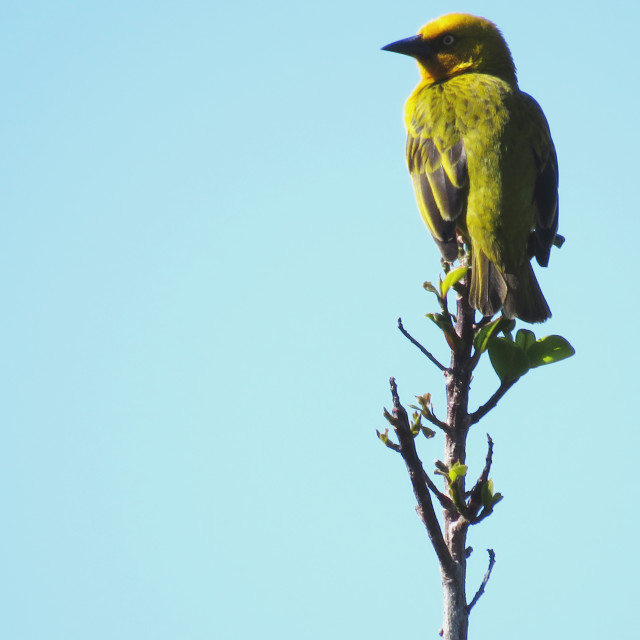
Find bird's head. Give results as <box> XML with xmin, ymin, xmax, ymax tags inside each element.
<box><xmin>382</xmin><ymin>13</ymin><xmax>517</xmax><ymax>85</ymax></box>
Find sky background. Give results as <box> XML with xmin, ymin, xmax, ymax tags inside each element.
<box><xmin>1</xmin><ymin>1</ymin><xmax>637</xmax><ymax>638</ymax></box>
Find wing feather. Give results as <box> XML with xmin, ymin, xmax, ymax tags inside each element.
<box><xmin>522</xmin><ymin>93</ymin><xmax>559</xmax><ymax>268</ymax></box>
<box><xmin>531</xmin><ymin>146</ymin><xmax>558</xmax><ymax>267</ymax></box>
<box><xmin>406</xmin><ymin>129</ymin><xmax>468</xmax><ymax>262</ymax></box>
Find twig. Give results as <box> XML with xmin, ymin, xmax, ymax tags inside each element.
<box><xmin>466</xmin><ymin>549</ymin><xmax>496</xmax><ymax>613</ymax></box>
<box><xmin>376</xmin><ymin>429</ymin><xmax>401</xmax><ymax>452</ymax></box>
<box><xmin>387</xmin><ymin>378</ymin><xmax>456</xmax><ymax>576</ymax></box>
<box><xmin>423</xmin><ymin>469</ymin><xmax>455</xmax><ymax>511</ymax></box>
<box><xmin>470</xmin><ymin>507</ymin><xmax>494</xmax><ymax>525</ymax></box>
<box><xmin>422</xmin><ymin>411</ymin><xmax>451</xmax><ymax>433</ymax></box>
<box><xmin>465</xmin><ymin>435</ymin><xmax>494</xmax><ymax>520</ymax></box>
<box><xmin>479</xmin><ymin>435</ymin><xmax>494</xmax><ymax>483</ymax></box>
<box><xmin>468</xmin><ymin>380</ymin><xmax>517</xmax><ymax>426</ymax></box>
<box><xmin>398</xmin><ymin>318</ymin><xmax>448</xmax><ymax>372</ymax></box>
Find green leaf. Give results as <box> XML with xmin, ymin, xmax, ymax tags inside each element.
<box><xmin>492</xmin><ymin>493</ymin><xmax>503</xmax><ymax>506</ymax></box>
<box><xmin>440</xmin><ymin>265</ymin><xmax>468</xmax><ymax>299</ymax></box>
<box><xmin>526</xmin><ymin>335</ymin><xmax>576</xmax><ymax>368</ymax></box>
<box><xmin>481</xmin><ymin>479</ymin><xmax>494</xmax><ymax>508</ymax></box>
<box><xmin>377</xmin><ymin>428</ymin><xmax>389</xmax><ymax>444</ymax></box>
<box><xmin>488</xmin><ymin>337</ymin><xmax>530</xmax><ymax>382</ymax></box>
<box><xmin>421</xmin><ymin>426</ymin><xmax>436</xmax><ymax>439</ymax></box>
<box><xmin>410</xmin><ymin>412</ymin><xmax>421</xmax><ymax>436</ymax></box>
<box><xmin>423</xmin><ymin>281</ymin><xmax>440</xmax><ymax>297</ymax></box>
<box><xmin>426</xmin><ymin>313</ymin><xmax>462</xmax><ymax>352</ymax></box>
<box><xmin>515</xmin><ymin>328</ymin><xmax>536</xmax><ymax>350</ymax></box>
<box><xmin>448</xmin><ymin>461</ymin><xmax>468</xmax><ymax>482</ymax></box>
<box><xmin>414</xmin><ymin>393</ymin><xmax>432</xmax><ymax>414</ymax></box>
<box><xmin>474</xmin><ymin>317</ymin><xmax>508</xmax><ymax>353</ymax></box>
<box><xmin>425</xmin><ymin>312</ymin><xmax>451</xmax><ymax>330</ymax></box>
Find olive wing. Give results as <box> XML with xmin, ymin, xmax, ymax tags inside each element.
<box><xmin>522</xmin><ymin>93</ymin><xmax>559</xmax><ymax>267</ymax></box>
<box><xmin>406</xmin><ymin>131</ymin><xmax>468</xmax><ymax>262</ymax></box>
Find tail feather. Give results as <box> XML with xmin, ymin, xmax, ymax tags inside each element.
<box><xmin>504</xmin><ymin>262</ymin><xmax>551</xmax><ymax>323</ymax></box>
<box><xmin>469</xmin><ymin>251</ymin><xmax>508</xmax><ymax>317</ymax></box>
<box><xmin>470</xmin><ymin>251</ymin><xmax>551</xmax><ymax>323</ymax></box>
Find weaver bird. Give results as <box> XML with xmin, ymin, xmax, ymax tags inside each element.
<box><xmin>383</xmin><ymin>13</ymin><xmax>559</xmax><ymax>322</ymax></box>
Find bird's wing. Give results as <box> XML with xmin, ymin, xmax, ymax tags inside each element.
<box><xmin>406</xmin><ymin>125</ymin><xmax>468</xmax><ymax>262</ymax></box>
<box><xmin>522</xmin><ymin>93</ymin><xmax>559</xmax><ymax>267</ymax></box>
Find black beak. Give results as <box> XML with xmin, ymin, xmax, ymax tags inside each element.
<box><xmin>381</xmin><ymin>35</ymin><xmax>433</xmax><ymax>59</ymax></box>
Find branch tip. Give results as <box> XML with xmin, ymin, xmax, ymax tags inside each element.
<box><xmin>385</xmin><ymin>375</ymin><xmax>455</xmax><ymax>575</ymax></box>
<box><xmin>397</xmin><ymin>319</ymin><xmax>448</xmax><ymax>372</ymax></box>
<box><xmin>466</xmin><ymin>549</ymin><xmax>496</xmax><ymax>613</ymax></box>
<box><xmin>468</xmin><ymin>380</ymin><xmax>517</xmax><ymax>426</ymax></box>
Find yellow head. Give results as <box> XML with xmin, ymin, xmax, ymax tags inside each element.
<box><xmin>382</xmin><ymin>13</ymin><xmax>516</xmax><ymax>85</ymax></box>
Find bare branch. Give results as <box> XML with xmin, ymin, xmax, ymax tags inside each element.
<box><xmin>481</xmin><ymin>434</ymin><xmax>494</xmax><ymax>478</ymax></box>
<box><xmin>422</xmin><ymin>411</ymin><xmax>451</xmax><ymax>433</ymax></box>
<box><xmin>388</xmin><ymin>378</ymin><xmax>456</xmax><ymax>576</ymax></box>
<box><xmin>468</xmin><ymin>380</ymin><xmax>517</xmax><ymax>426</ymax></box>
<box><xmin>469</xmin><ymin>507</ymin><xmax>493</xmax><ymax>525</ymax></box>
<box><xmin>466</xmin><ymin>549</ymin><xmax>496</xmax><ymax>613</ymax></box>
<box><xmin>465</xmin><ymin>435</ymin><xmax>495</xmax><ymax>523</ymax></box>
<box><xmin>423</xmin><ymin>469</ymin><xmax>455</xmax><ymax>511</ymax></box>
<box><xmin>398</xmin><ymin>318</ymin><xmax>448</xmax><ymax>372</ymax></box>
<box><xmin>475</xmin><ymin>435</ymin><xmax>494</xmax><ymax>487</ymax></box>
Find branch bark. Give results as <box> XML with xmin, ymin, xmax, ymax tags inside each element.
<box><xmin>439</xmin><ymin>278</ymin><xmax>475</xmax><ymax>640</ymax></box>
<box><xmin>467</xmin><ymin>550</ymin><xmax>496</xmax><ymax>613</ymax></box>
<box><xmin>385</xmin><ymin>267</ymin><xmax>510</xmax><ymax>639</ymax></box>
<box><xmin>386</xmin><ymin>378</ymin><xmax>456</xmax><ymax>576</ymax></box>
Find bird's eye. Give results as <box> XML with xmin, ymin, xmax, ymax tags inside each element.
<box><xmin>442</xmin><ymin>34</ymin><xmax>456</xmax><ymax>46</ymax></box>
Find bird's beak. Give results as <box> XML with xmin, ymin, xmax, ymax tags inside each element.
<box><xmin>381</xmin><ymin>35</ymin><xmax>432</xmax><ymax>59</ymax></box>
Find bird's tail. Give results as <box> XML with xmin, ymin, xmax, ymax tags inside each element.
<box><xmin>470</xmin><ymin>251</ymin><xmax>551</xmax><ymax>323</ymax></box>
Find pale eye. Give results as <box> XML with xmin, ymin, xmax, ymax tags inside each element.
<box><xmin>442</xmin><ymin>34</ymin><xmax>456</xmax><ymax>46</ymax></box>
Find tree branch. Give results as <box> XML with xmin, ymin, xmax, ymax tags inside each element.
<box><xmin>479</xmin><ymin>434</ymin><xmax>493</xmax><ymax>481</ymax></box>
<box><xmin>423</xmin><ymin>469</ymin><xmax>455</xmax><ymax>511</ymax></box>
<box><xmin>387</xmin><ymin>377</ymin><xmax>456</xmax><ymax>576</ymax></box>
<box><xmin>376</xmin><ymin>429</ymin><xmax>401</xmax><ymax>452</ymax></box>
<box><xmin>468</xmin><ymin>380</ymin><xmax>517</xmax><ymax>426</ymax></box>
<box><xmin>422</xmin><ymin>411</ymin><xmax>451</xmax><ymax>433</ymax></box>
<box><xmin>466</xmin><ymin>435</ymin><xmax>495</xmax><ymax>523</ymax></box>
<box><xmin>466</xmin><ymin>549</ymin><xmax>496</xmax><ymax>613</ymax></box>
<box><xmin>398</xmin><ymin>318</ymin><xmax>448</xmax><ymax>372</ymax></box>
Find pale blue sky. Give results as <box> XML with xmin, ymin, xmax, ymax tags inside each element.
<box><xmin>1</xmin><ymin>1</ymin><xmax>637</xmax><ymax>638</ymax></box>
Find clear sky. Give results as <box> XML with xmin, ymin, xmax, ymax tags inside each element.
<box><xmin>1</xmin><ymin>1</ymin><xmax>637</xmax><ymax>638</ymax></box>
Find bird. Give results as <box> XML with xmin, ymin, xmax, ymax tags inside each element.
<box><xmin>382</xmin><ymin>13</ymin><xmax>559</xmax><ymax>323</ymax></box>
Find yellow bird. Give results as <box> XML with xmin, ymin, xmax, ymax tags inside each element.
<box><xmin>383</xmin><ymin>14</ymin><xmax>558</xmax><ymax>322</ymax></box>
